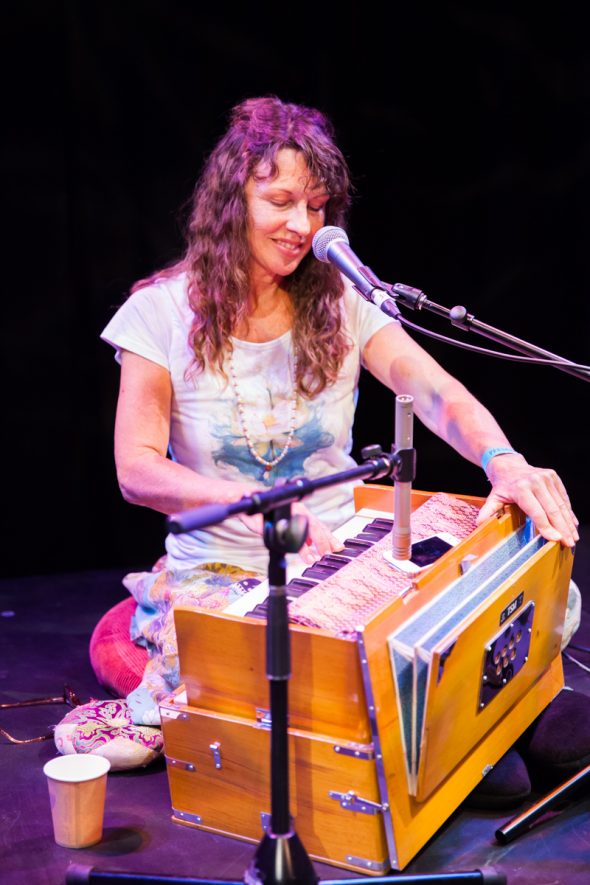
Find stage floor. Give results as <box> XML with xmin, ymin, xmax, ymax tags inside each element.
<box><xmin>1</xmin><ymin>532</ymin><xmax>589</xmax><ymax>884</ymax></box>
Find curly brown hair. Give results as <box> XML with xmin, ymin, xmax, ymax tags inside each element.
<box><xmin>135</xmin><ymin>96</ymin><xmax>353</xmax><ymax>397</ymax></box>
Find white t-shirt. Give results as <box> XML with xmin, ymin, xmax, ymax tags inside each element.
<box><xmin>101</xmin><ymin>273</ymin><xmax>395</xmax><ymax>574</ymax></box>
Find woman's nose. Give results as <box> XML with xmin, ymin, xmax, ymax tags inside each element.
<box><xmin>286</xmin><ymin>202</ymin><xmax>312</xmax><ymax>236</ymax></box>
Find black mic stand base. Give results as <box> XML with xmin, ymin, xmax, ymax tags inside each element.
<box><xmin>244</xmin><ymin>829</ymin><xmax>318</xmax><ymax>884</ymax></box>
<box><xmin>65</xmin><ymin>862</ymin><xmax>507</xmax><ymax>884</ymax></box>
<box><xmin>495</xmin><ymin>760</ymin><xmax>590</xmax><ymax>844</ymax></box>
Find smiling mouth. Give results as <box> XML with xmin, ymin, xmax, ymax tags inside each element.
<box><xmin>274</xmin><ymin>239</ymin><xmax>306</xmax><ymax>255</ymax></box>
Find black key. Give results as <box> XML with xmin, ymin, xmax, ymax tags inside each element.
<box><xmin>367</xmin><ymin>518</ymin><xmax>394</xmax><ymax>531</ymax></box>
<box><xmin>246</xmin><ymin>603</ymin><xmax>268</xmax><ymax>620</ymax></box>
<box><xmin>343</xmin><ymin>537</ymin><xmax>373</xmax><ymax>550</ymax></box>
<box><xmin>338</xmin><ymin>546</ymin><xmax>367</xmax><ymax>559</ymax></box>
<box><xmin>354</xmin><ymin>531</ymin><xmax>384</xmax><ymax>543</ymax></box>
<box><xmin>302</xmin><ymin>563</ymin><xmax>345</xmax><ymax>580</ymax></box>
<box><xmin>318</xmin><ymin>553</ymin><xmax>349</xmax><ymax>570</ymax></box>
<box><xmin>363</xmin><ymin>524</ymin><xmax>392</xmax><ymax>535</ymax></box>
<box><xmin>357</xmin><ymin>530</ymin><xmax>388</xmax><ymax>543</ymax></box>
<box><xmin>287</xmin><ymin>577</ymin><xmax>317</xmax><ymax>590</ymax></box>
<box><xmin>285</xmin><ymin>578</ymin><xmax>318</xmax><ymax>597</ymax></box>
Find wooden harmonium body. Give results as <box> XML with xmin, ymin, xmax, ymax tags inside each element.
<box><xmin>160</xmin><ymin>486</ymin><xmax>573</xmax><ymax>875</ymax></box>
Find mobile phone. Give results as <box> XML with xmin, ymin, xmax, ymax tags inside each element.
<box><xmin>383</xmin><ymin>532</ymin><xmax>460</xmax><ymax>574</ymax></box>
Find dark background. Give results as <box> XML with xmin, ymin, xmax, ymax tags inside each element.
<box><xmin>3</xmin><ymin>3</ymin><xmax>589</xmax><ymax>579</ymax></box>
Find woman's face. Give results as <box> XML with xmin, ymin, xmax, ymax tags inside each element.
<box><xmin>245</xmin><ymin>148</ymin><xmax>329</xmax><ymax>288</ymax></box>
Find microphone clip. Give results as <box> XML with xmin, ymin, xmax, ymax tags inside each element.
<box><xmin>391</xmin><ymin>445</ymin><xmax>417</xmax><ymax>483</ymax></box>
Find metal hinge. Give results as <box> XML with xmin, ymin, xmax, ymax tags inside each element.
<box><xmin>346</xmin><ymin>855</ymin><xmax>391</xmax><ymax>873</ymax></box>
<box><xmin>165</xmin><ymin>755</ymin><xmax>196</xmax><ymax>772</ymax></box>
<box><xmin>333</xmin><ymin>742</ymin><xmax>374</xmax><ymax>760</ymax></box>
<box><xmin>173</xmin><ymin>808</ymin><xmax>202</xmax><ymax>825</ymax></box>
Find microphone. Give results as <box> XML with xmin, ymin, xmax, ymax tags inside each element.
<box><xmin>312</xmin><ymin>226</ymin><xmax>400</xmax><ymax>318</ymax></box>
<box><xmin>392</xmin><ymin>394</ymin><xmax>414</xmax><ymax>561</ymax></box>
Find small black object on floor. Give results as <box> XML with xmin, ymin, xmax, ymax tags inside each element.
<box><xmin>1</xmin><ymin>537</ymin><xmax>589</xmax><ymax>885</ymax></box>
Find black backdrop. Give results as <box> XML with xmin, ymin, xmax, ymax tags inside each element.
<box><xmin>3</xmin><ymin>4</ymin><xmax>589</xmax><ymax>578</ymax></box>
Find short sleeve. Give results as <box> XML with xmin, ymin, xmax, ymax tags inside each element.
<box><xmin>100</xmin><ymin>284</ymin><xmax>175</xmax><ymax>369</ymax></box>
<box><xmin>341</xmin><ymin>277</ymin><xmax>398</xmax><ymax>354</ymax></box>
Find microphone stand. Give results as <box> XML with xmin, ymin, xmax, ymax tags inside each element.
<box><xmin>495</xmin><ymin>761</ymin><xmax>590</xmax><ymax>845</ymax></box>
<box><xmin>65</xmin><ymin>446</ymin><xmax>505</xmax><ymax>885</ymax></box>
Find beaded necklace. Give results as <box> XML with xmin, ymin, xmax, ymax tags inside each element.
<box><xmin>228</xmin><ymin>348</ymin><xmax>299</xmax><ymax>474</ymax></box>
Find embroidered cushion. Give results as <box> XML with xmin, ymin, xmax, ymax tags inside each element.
<box><xmin>54</xmin><ymin>698</ymin><xmax>163</xmax><ymax>771</ymax></box>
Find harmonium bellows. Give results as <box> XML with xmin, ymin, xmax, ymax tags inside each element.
<box><xmin>160</xmin><ymin>486</ymin><xmax>573</xmax><ymax>875</ymax></box>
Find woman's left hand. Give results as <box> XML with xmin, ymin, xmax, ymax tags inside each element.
<box><xmin>476</xmin><ymin>454</ymin><xmax>579</xmax><ymax>547</ymax></box>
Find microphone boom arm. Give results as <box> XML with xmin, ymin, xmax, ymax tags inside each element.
<box><xmin>311</xmin><ymin>225</ymin><xmax>587</xmax><ymax>383</ymax></box>
<box><xmin>386</xmin><ymin>282</ymin><xmax>588</xmax><ymax>383</ymax></box>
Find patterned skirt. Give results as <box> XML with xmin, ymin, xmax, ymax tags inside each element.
<box><xmin>122</xmin><ymin>559</ymin><xmax>261</xmax><ymax>725</ymax></box>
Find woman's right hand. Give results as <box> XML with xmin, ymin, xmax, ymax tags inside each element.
<box><xmin>239</xmin><ymin>501</ymin><xmax>343</xmax><ymax>564</ymax></box>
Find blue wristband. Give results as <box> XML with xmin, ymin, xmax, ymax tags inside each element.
<box><xmin>481</xmin><ymin>446</ymin><xmax>520</xmax><ymax>474</ymax></box>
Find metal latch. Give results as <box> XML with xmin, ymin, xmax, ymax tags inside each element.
<box><xmin>333</xmin><ymin>743</ymin><xmax>374</xmax><ymax>760</ymax></box>
<box><xmin>328</xmin><ymin>790</ymin><xmax>387</xmax><ymax>816</ymax></box>
<box><xmin>209</xmin><ymin>741</ymin><xmax>222</xmax><ymax>769</ymax></box>
<box><xmin>459</xmin><ymin>554</ymin><xmax>478</xmax><ymax>575</ymax></box>
<box><xmin>255</xmin><ymin>707</ymin><xmax>272</xmax><ymax>729</ymax></box>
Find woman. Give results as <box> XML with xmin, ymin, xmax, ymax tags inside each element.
<box><xmin>101</xmin><ymin>96</ymin><xmax>584</xmax><ymax>801</ymax></box>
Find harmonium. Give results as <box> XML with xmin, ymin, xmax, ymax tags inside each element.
<box><xmin>160</xmin><ymin>485</ymin><xmax>573</xmax><ymax>875</ymax></box>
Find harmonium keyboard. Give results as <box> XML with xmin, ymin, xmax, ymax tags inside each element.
<box><xmin>223</xmin><ymin>507</ymin><xmax>397</xmax><ymax>619</ymax></box>
<box><xmin>160</xmin><ymin>485</ymin><xmax>574</xmax><ymax>875</ymax></box>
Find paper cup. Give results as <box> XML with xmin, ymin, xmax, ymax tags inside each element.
<box><xmin>43</xmin><ymin>753</ymin><xmax>110</xmax><ymax>848</ymax></box>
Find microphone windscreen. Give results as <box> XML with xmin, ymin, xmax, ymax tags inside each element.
<box><xmin>312</xmin><ymin>226</ymin><xmax>349</xmax><ymax>262</ymax></box>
